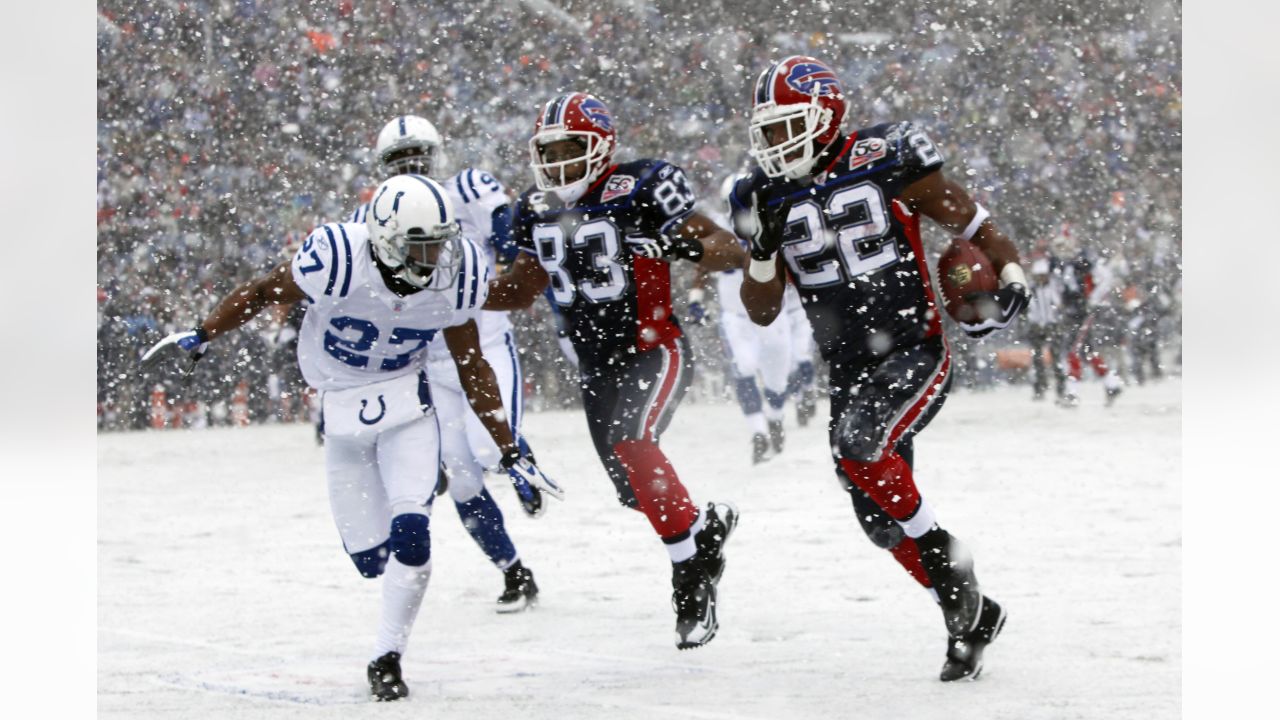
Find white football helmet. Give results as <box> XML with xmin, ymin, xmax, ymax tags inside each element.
<box><xmin>375</xmin><ymin>115</ymin><xmax>442</xmax><ymax>177</ymax></box>
<box><xmin>367</xmin><ymin>174</ymin><xmax>462</xmax><ymax>290</ymax></box>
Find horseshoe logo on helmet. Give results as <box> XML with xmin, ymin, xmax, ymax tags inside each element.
<box><xmin>371</xmin><ymin>186</ymin><xmax>406</xmax><ymax>227</ymax></box>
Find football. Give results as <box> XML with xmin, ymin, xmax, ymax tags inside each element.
<box><xmin>937</xmin><ymin>238</ymin><xmax>999</xmax><ymax>323</ymax></box>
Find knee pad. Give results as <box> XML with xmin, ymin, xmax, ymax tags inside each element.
<box><xmin>349</xmin><ymin>540</ymin><xmax>390</xmax><ymax>578</ymax></box>
<box><xmin>389</xmin><ymin>513</ymin><xmax>432</xmax><ymax>567</ymax></box>
<box><xmin>834</xmin><ymin>409</ymin><xmax>884</xmax><ymax>463</ymax></box>
<box><xmin>734</xmin><ymin>376</ymin><xmax>763</xmax><ymax>415</ymax></box>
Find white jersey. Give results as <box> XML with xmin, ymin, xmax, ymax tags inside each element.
<box><xmin>351</xmin><ymin>167</ymin><xmax>513</xmax><ymax>357</ymax></box>
<box><xmin>290</xmin><ymin>221</ymin><xmax>490</xmax><ymax>391</ymax></box>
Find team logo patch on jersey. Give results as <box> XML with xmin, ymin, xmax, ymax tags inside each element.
<box><xmin>580</xmin><ymin>98</ymin><xmax>613</xmax><ymax>131</ymax></box>
<box><xmin>848</xmin><ymin>138</ymin><xmax>888</xmax><ymax>170</ymax></box>
<box><xmin>785</xmin><ymin>62</ymin><xmax>841</xmax><ymax>98</ymax></box>
<box><xmin>601</xmin><ymin>174</ymin><xmax>637</xmax><ymax>202</ymax></box>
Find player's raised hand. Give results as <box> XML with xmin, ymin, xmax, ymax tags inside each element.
<box><xmin>500</xmin><ymin>447</ymin><xmax>565</xmax><ymax>518</ymax></box>
<box><xmin>140</xmin><ymin>328</ymin><xmax>210</xmax><ymax>373</ymax></box>
<box><xmin>958</xmin><ymin>284</ymin><xmax>1029</xmax><ymax>338</ymax></box>
<box><xmin>747</xmin><ymin>190</ymin><xmax>793</xmax><ymax>261</ymax></box>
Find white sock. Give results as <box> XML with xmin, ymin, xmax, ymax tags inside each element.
<box><xmin>746</xmin><ymin>412</ymin><xmax>767</xmax><ymax>436</ymax></box>
<box><xmin>666</xmin><ymin>510</ymin><xmax>707</xmax><ymax>563</ymax></box>
<box><xmin>372</xmin><ymin>557</ymin><xmax>433</xmax><ymax>661</ymax></box>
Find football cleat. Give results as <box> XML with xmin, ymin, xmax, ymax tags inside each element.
<box><xmin>497</xmin><ymin>563</ymin><xmax>539</xmax><ymax>613</ymax></box>
<box><xmin>367</xmin><ymin>651</ymin><xmax>409</xmax><ymax>701</ymax></box>
<box><xmin>672</xmin><ymin>561</ymin><xmax>717</xmax><ymax>650</ymax></box>
<box><xmin>1105</xmin><ymin>386</ymin><xmax>1123</xmax><ymax>407</ymax></box>
<box><xmin>768</xmin><ymin>419</ymin><xmax>785</xmax><ymax>454</ymax></box>
<box><xmin>1056</xmin><ymin>393</ymin><xmax>1080</xmax><ymax>409</ymax></box>
<box><xmin>940</xmin><ymin>595</ymin><xmax>1007</xmax><ymax>682</ymax></box>
<box><xmin>695</xmin><ymin>502</ymin><xmax>739</xmax><ymax>584</ymax></box>
<box><xmin>796</xmin><ymin>389</ymin><xmax>817</xmax><ymax>426</ymax></box>
<box><xmin>751</xmin><ymin>433</ymin><xmax>769</xmax><ymax>464</ymax></box>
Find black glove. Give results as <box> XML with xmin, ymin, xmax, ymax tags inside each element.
<box><xmin>625</xmin><ymin>234</ymin><xmax>704</xmax><ymax>262</ymax></box>
<box><xmin>959</xmin><ymin>283</ymin><xmax>1029</xmax><ymax>338</ymax></box>
<box><xmin>140</xmin><ymin>327</ymin><xmax>210</xmax><ymax>373</ymax></box>
<box><xmin>746</xmin><ymin>190</ymin><xmax>794</xmax><ymax>261</ymax></box>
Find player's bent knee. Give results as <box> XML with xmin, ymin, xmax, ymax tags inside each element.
<box><xmin>835</xmin><ymin>415</ymin><xmax>886</xmax><ymax>464</ymax></box>
<box><xmin>350</xmin><ymin>540</ymin><xmax>390</xmax><ymax>578</ymax></box>
<box><xmin>837</xmin><ymin>467</ymin><xmax>904</xmax><ymax>550</ymax></box>
<box><xmin>389</xmin><ymin>513</ymin><xmax>432</xmax><ymax>567</ymax></box>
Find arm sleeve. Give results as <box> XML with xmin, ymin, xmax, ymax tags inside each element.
<box><xmin>636</xmin><ymin>161</ymin><xmax>697</xmax><ymax>238</ymax></box>
<box><xmin>512</xmin><ymin>195</ymin><xmax>537</xmax><ymax>256</ymax></box>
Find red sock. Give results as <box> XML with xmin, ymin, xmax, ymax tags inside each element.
<box><xmin>613</xmin><ymin>439</ymin><xmax>698</xmax><ymax>540</ymax></box>
<box><xmin>1089</xmin><ymin>353</ymin><xmax>1109</xmax><ymax>376</ymax></box>
<box><xmin>889</xmin><ymin>536</ymin><xmax>932</xmax><ymax>588</ymax></box>
<box><xmin>1068</xmin><ymin>352</ymin><xmax>1083</xmax><ymax>380</ymax></box>
<box><xmin>839</xmin><ymin>454</ymin><xmax>921</xmax><ymax>522</ymax></box>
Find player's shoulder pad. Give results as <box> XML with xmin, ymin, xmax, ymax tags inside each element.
<box><xmin>291</xmin><ymin>222</ymin><xmax>361</xmax><ymax>302</ymax></box>
<box><xmin>450</xmin><ymin>167</ymin><xmax>507</xmax><ymax>206</ymax></box>
<box><xmin>348</xmin><ymin>202</ymin><xmax>370</xmax><ymax>224</ymax></box>
<box><xmin>877</xmin><ymin>120</ymin><xmax>945</xmax><ymax>174</ymax></box>
<box><xmin>449</xmin><ymin>236</ymin><xmax>492</xmax><ymax>313</ymax></box>
<box><xmin>630</xmin><ymin>158</ymin><xmax>696</xmax><ymax>233</ymax></box>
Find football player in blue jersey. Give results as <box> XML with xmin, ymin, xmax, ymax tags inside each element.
<box><xmin>735</xmin><ymin>56</ymin><xmax>1029</xmax><ymax>681</ymax></box>
<box><xmin>486</xmin><ymin>92</ymin><xmax>747</xmax><ymax>649</ymax></box>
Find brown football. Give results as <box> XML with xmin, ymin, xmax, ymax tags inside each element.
<box><xmin>937</xmin><ymin>238</ymin><xmax>999</xmax><ymax>323</ymax></box>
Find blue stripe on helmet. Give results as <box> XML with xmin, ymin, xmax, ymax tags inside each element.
<box><xmin>455</xmin><ymin>174</ymin><xmax>468</xmax><ymax>203</ymax></box>
<box><xmin>405</xmin><ymin>174</ymin><xmax>449</xmax><ymax>223</ymax></box>
<box><xmin>398</xmin><ymin>116</ymin><xmax>406</xmax><ymax>136</ymax></box>
<box><xmin>466</xmin><ymin>169</ymin><xmax>479</xmax><ymax>201</ymax></box>
<box><xmin>455</xmin><ymin>246</ymin><xmax>467</xmax><ymax>310</ymax></box>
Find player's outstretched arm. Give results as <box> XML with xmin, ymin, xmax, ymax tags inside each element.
<box><xmin>901</xmin><ymin>170</ymin><xmax>1029</xmax><ymax>337</ymax></box>
<box><xmin>670</xmin><ymin>212</ymin><xmax>748</xmax><ymax>272</ymax></box>
<box><xmin>140</xmin><ymin>260</ymin><xmax>307</xmax><ymax>371</ymax></box>
<box><xmin>444</xmin><ymin>320</ymin><xmax>564</xmax><ymax>509</ymax></box>
<box><xmin>484</xmin><ymin>252</ymin><xmax>549</xmax><ymax>311</ymax></box>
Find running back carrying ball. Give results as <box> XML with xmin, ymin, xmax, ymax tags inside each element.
<box><xmin>937</xmin><ymin>238</ymin><xmax>998</xmax><ymax>323</ymax></box>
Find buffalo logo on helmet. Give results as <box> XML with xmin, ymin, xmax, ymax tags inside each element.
<box><xmin>579</xmin><ymin>97</ymin><xmax>613</xmax><ymax>131</ymax></box>
<box><xmin>784</xmin><ymin>62</ymin><xmax>841</xmax><ymax>98</ymax></box>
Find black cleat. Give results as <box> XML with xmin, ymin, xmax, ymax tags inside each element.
<box><xmin>367</xmin><ymin>651</ymin><xmax>409</xmax><ymax>701</ymax></box>
<box><xmin>751</xmin><ymin>433</ymin><xmax>769</xmax><ymax>464</ymax></box>
<box><xmin>1105</xmin><ymin>386</ymin><xmax>1123</xmax><ymax>407</ymax></box>
<box><xmin>1057</xmin><ymin>393</ymin><xmax>1080</xmax><ymax>409</ymax></box>
<box><xmin>768</xmin><ymin>419</ymin><xmax>785</xmax><ymax>454</ymax></box>
<box><xmin>694</xmin><ymin>502</ymin><xmax>739</xmax><ymax>584</ymax></box>
<box><xmin>796</xmin><ymin>390</ymin><xmax>817</xmax><ymax>426</ymax></box>
<box><xmin>940</xmin><ymin>595</ymin><xmax>1007</xmax><ymax>681</ymax></box>
<box><xmin>497</xmin><ymin>562</ymin><xmax>538</xmax><ymax>613</ymax></box>
<box><xmin>672</xmin><ymin>561</ymin><xmax>717</xmax><ymax>649</ymax></box>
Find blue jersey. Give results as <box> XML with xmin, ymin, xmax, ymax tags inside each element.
<box><xmin>731</xmin><ymin>121</ymin><xmax>947</xmax><ymax>364</ymax></box>
<box><xmin>514</xmin><ymin>159</ymin><xmax>697</xmax><ymax>370</ymax></box>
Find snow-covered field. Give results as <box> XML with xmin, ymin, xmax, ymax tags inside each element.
<box><xmin>98</xmin><ymin>378</ymin><xmax>1181</xmax><ymax>719</ymax></box>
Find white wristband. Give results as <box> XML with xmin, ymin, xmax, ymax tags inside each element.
<box><xmin>747</xmin><ymin>257</ymin><xmax>777</xmax><ymax>282</ymax></box>
<box><xmin>960</xmin><ymin>204</ymin><xmax>990</xmax><ymax>241</ymax></box>
<box><xmin>999</xmin><ymin>263</ymin><xmax>1027</xmax><ymax>289</ymax></box>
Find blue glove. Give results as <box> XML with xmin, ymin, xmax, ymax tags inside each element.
<box><xmin>500</xmin><ymin>447</ymin><xmax>564</xmax><ymax>518</ymax></box>
<box><xmin>624</xmin><ymin>234</ymin><xmax>704</xmax><ymax>262</ymax></box>
<box><xmin>959</xmin><ymin>284</ymin><xmax>1029</xmax><ymax>338</ymax></box>
<box><xmin>140</xmin><ymin>327</ymin><xmax>210</xmax><ymax>372</ymax></box>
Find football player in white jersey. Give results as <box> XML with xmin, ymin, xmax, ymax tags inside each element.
<box><xmin>691</xmin><ymin>175</ymin><xmax>794</xmax><ymax>463</ymax></box>
<box><xmin>142</xmin><ymin>175</ymin><xmax>563</xmax><ymax>702</ymax></box>
<box><xmin>350</xmin><ymin>115</ymin><xmax>544</xmax><ymax>612</ymax></box>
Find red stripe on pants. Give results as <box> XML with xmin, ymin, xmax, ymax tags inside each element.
<box><xmin>613</xmin><ymin>439</ymin><xmax>698</xmax><ymax>540</ymax></box>
<box><xmin>640</xmin><ymin>338</ymin><xmax>682</xmax><ymax>442</ymax></box>
<box><xmin>874</xmin><ymin>350</ymin><xmax>950</xmax><ymax>462</ymax></box>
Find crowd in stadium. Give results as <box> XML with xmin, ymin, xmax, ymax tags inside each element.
<box><xmin>96</xmin><ymin>0</ymin><xmax>1181</xmax><ymax>430</ymax></box>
